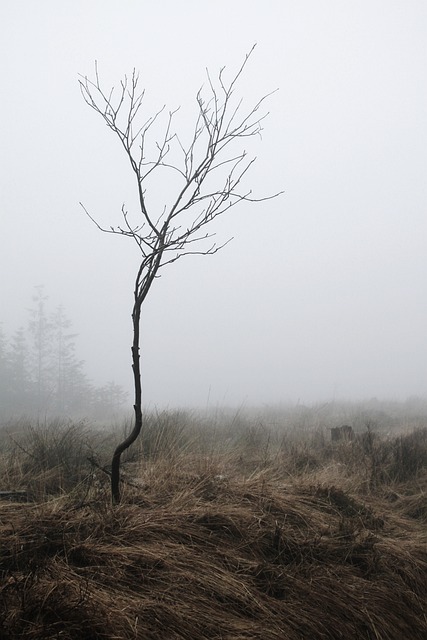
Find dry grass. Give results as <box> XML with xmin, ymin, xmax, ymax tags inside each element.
<box><xmin>0</xmin><ymin>413</ymin><xmax>426</xmax><ymax>639</ymax></box>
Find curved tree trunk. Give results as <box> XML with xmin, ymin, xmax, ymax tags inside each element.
<box><xmin>111</xmin><ymin>302</ymin><xmax>142</xmax><ymax>504</ymax></box>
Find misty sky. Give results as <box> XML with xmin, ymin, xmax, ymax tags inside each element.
<box><xmin>1</xmin><ymin>1</ymin><xmax>426</xmax><ymax>409</ymax></box>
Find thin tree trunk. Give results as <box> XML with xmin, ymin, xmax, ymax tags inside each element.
<box><xmin>111</xmin><ymin>302</ymin><xmax>142</xmax><ymax>504</ymax></box>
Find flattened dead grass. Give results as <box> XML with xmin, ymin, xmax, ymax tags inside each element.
<box><xmin>1</xmin><ymin>464</ymin><xmax>426</xmax><ymax>639</ymax></box>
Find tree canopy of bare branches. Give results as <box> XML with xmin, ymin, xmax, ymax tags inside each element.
<box><xmin>79</xmin><ymin>46</ymin><xmax>281</xmax><ymax>503</ymax></box>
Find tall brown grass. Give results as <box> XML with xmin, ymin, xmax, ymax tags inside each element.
<box><xmin>0</xmin><ymin>409</ymin><xmax>426</xmax><ymax>638</ymax></box>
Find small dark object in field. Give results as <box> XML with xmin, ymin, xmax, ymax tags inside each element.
<box><xmin>331</xmin><ymin>425</ymin><xmax>354</xmax><ymax>442</ymax></box>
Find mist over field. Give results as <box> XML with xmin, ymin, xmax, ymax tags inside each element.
<box><xmin>1</xmin><ymin>1</ymin><xmax>427</xmax><ymax>413</ymax></box>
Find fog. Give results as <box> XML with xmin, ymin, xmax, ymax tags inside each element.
<box><xmin>1</xmin><ymin>1</ymin><xmax>426</xmax><ymax>410</ymax></box>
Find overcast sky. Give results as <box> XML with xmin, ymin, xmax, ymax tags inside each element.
<box><xmin>1</xmin><ymin>1</ymin><xmax>426</xmax><ymax>409</ymax></box>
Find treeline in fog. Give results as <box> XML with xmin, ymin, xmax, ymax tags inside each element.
<box><xmin>0</xmin><ymin>287</ymin><xmax>127</xmax><ymax>420</ymax></box>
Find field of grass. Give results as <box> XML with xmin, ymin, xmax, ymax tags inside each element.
<box><xmin>0</xmin><ymin>403</ymin><xmax>426</xmax><ymax>639</ymax></box>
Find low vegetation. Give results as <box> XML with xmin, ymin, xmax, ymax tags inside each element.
<box><xmin>0</xmin><ymin>403</ymin><xmax>426</xmax><ymax>638</ymax></box>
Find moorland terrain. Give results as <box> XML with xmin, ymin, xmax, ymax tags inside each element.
<box><xmin>0</xmin><ymin>401</ymin><xmax>426</xmax><ymax>639</ymax></box>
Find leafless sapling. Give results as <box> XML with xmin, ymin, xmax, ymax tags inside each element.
<box><xmin>79</xmin><ymin>46</ymin><xmax>281</xmax><ymax>503</ymax></box>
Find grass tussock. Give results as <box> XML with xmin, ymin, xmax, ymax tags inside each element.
<box><xmin>0</xmin><ymin>410</ymin><xmax>426</xmax><ymax>639</ymax></box>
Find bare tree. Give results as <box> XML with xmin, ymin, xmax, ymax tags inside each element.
<box><xmin>79</xmin><ymin>46</ymin><xmax>281</xmax><ymax>503</ymax></box>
